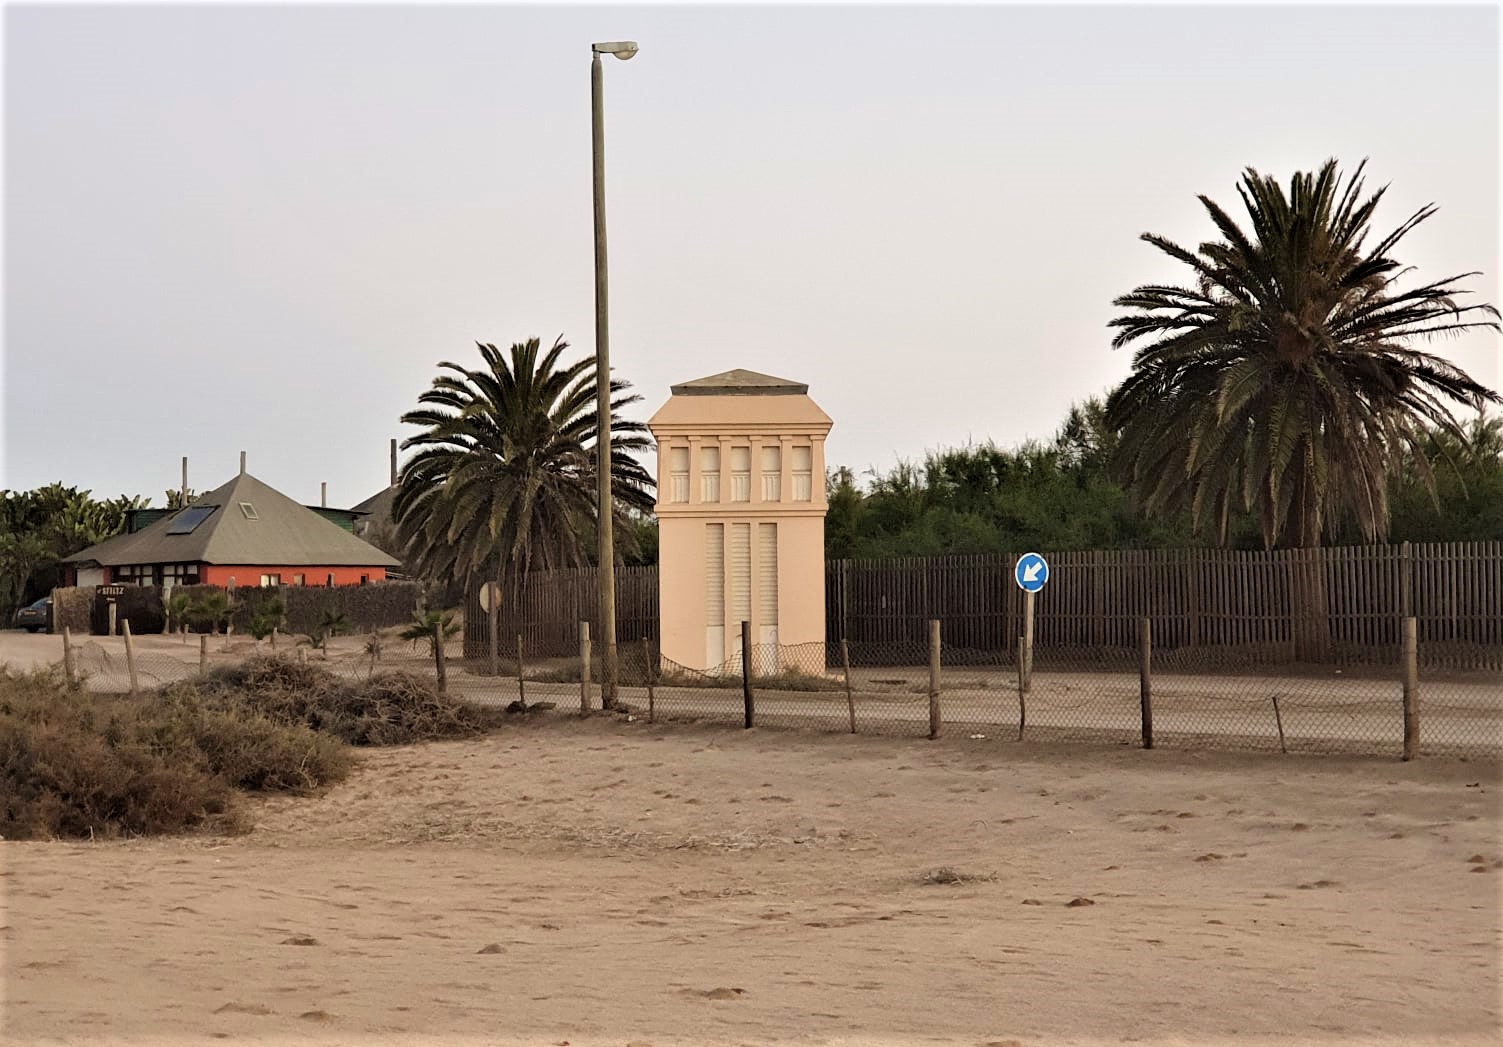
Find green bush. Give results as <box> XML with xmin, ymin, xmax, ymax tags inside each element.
<box><xmin>249</xmin><ymin>595</ymin><xmax>287</xmax><ymax>641</ymax></box>
<box><xmin>0</xmin><ymin>669</ymin><xmax>349</xmax><ymax>841</ymax></box>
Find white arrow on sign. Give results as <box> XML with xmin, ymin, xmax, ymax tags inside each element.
<box><xmin>1022</xmin><ymin>561</ymin><xmax>1043</xmax><ymax>583</ymax></box>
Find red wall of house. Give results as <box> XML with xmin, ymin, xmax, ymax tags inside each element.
<box><xmin>197</xmin><ymin>566</ymin><xmax>386</xmax><ymax>588</ymax></box>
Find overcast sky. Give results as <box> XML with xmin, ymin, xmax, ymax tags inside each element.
<box><xmin>4</xmin><ymin>2</ymin><xmax>1499</xmax><ymax>507</ymax></box>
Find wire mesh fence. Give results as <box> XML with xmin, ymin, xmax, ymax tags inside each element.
<box><xmin>35</xmin><ymin>619</ymin><xmax>1503</xmax><ymax>760</ymax></box>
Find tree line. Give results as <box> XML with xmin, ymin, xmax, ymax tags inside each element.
<box><xmin>823</xmin><ymin>403</ymin><xmax>1503</xmax><ymax>561</ymax></box>
<box><xmin>0</xmin><ymin>485</ymin><xmax>196</xmax><ymax>622</ymax></box>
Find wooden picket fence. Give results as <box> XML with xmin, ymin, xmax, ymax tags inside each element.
<box><xmin>468</xmin><ymin>541</ymin><xmax>1503</xmax><ymax>670</ymax></box>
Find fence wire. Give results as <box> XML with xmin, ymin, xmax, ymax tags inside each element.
<box><xmin>37</xmin><ymin>626</ymin><xmax>1503</xmax><ymax>760</ymax></box>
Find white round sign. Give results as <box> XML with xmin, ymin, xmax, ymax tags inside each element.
<box><xmin>478</xmin><ymin>581</ymin><xmax>503</xmax><ymax>613</ymax></box>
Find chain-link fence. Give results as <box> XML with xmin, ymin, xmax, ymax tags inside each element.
<box><xmin>37</xmin><ymin>618</ymin><xmax>1503</xmax><ymax>760</ymax></box>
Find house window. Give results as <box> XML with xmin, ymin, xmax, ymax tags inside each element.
<box><xmin>260</xmin><ymin>574</ymin><xmax>281</xmax><ymax>587</ymax></box>
<box><xmin>669</xmin><ymin>447</ymin><xmax>689</xmax><ymax>503</ymax></box>
<box><xmin>293</xmin><ymin>573</ymin><xmax>306</xmax><ymax>586</ymax></box>
<box><xmin>162</xmin><ymin>564</ymin><xmax>198</xmax><ymax>586</ymax></box>
<box><xmin>760</xmin><ymin>445</ymin><xmax>781</xmax><ymax>501</ymax></box>
<box><xmin>360</xmin><ymin>575</ymin><xmax>370</xmax><ymax>586</ymax></box>
<box><xmin>239</xmin><ymin>502</ymin><xmax>258</xmax><ymax>519</ymax></box>
<box><xmin>792</xmin><ymin>445</ymin><xmax>813</xmax><ymax>501</ymax></box>
<box><xmin>700</xmin><ymin>446</ymin><xmax>721</xmax><ymax>503</ymax></box>
<box><xmin>729</xmin><ymin>446</ymin><xmax>750</xmax><ymax>502</ymax></box>
<box><xmin>115</xmin><ymin>565</ymin><xmax>151</xmax><ymax>586</ymax></box>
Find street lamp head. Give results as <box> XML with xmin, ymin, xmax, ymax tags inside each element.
<box><xmin>592</xmin><ymin>40</ymin><xmax>638</xmax><ymax>60</ymax></box>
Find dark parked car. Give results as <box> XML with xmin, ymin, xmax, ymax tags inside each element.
<box><xmin>14</xmin><ymin>597</ymin><xmax>51</xmax><ymax>633</ymax></box>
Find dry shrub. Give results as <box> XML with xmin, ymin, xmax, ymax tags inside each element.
<box><xmin>0</xmin><ymin>669</ymin><xmax>349</xmax><ymax>841</ymax></box>
<box><xmin>202</xmin><ymin>655</ymin><xmax>498</xmax><ymax>745</ymax></box>
<box><xmin>922</xmin><ymin>866</ymin><xmax>998</xmax><ymax>886</ymax></box>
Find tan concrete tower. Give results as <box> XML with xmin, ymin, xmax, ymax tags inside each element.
<box><xmin>647</xmin><ymin>370</ymin><xmax>833</xmax><ymax>672</ymax></box>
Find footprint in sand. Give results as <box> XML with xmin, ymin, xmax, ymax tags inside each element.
<box><xmin>298</xmin><ymin>1010</ymin><xmax>335</xmax><ymax>1022</ymax></box>
<box><xmin>280</xmin><ymin>936</ymin><xmax>319</xmax><ymax>946</ymax></box>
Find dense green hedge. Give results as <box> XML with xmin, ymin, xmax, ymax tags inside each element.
<box><xmin>169</xmin><ymin>581</ymin><xmax>424</xmax><ymax>636</ymax></box>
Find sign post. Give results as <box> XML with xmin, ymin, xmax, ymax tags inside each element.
<box><xmin>479</xmin><ymin>581</ymin><xmax>502</xmax><ymax>677</ymax></box>
<box><xmin>1014</xmin><ymin>552</ymin><xmax>1049</xmax><ymax>695</ymax></box>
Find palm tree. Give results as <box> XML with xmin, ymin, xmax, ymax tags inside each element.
<box><xmin>399</xmin><ymin>609</ymin><xmax>462</xmax><ymax>693</ymax></box>
<box><xmin>1108</xmin><ymin>160</ymin><xmax>1500</xmax><ymax>659</ymax></box>
<box><xmin>1107</xmin><ymin>159</ymin><xmax>1499</xmax><ymax>552</ymax></box>
<box><xmin>393</xmin><ymin>336</ymin><xmax>656</xmax><ymax>596</ymax></box>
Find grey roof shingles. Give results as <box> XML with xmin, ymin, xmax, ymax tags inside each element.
<box><xmin>669</xmin><ymin>369</ymin><xmax>808</xmax><ymax>396</ymax></box>
<box><xmin>350</xmin><ymin>485</ymin><xmax>395</xmax><ymax>522</ymax></box>
<box><xmin>65</xmin><ymin>472</ymin><xmax>400</xmax><ymax>568</ymax></box>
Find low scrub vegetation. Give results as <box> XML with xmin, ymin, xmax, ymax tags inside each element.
<box><xmin>3</xmin><ymin>655</ymin><xmax>503</xmax><ymax>841</ymax></box>
<box><xmin>655</xmin><ymin>665</ymin><xmax>846</xmax><ymax>692</ymax></box>
<box><xmin>200</xmin><ymin>655</ymin><xmax>499</xmax><ymax>745</ymax></box>
<box><xmin>0</xmin><ymin>668</ymin><xmax>349</xmax><ymax>840</ymax></box>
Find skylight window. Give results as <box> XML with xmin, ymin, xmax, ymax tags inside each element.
<box><xmin>239</xmin><ymin>502</ymin><xmax>259</xmax><ymax>520</ymax></box>
<box><xmin>167</xmin><ymin>506</ymin><xmax>217</xmax><ymax>535</ymax></box>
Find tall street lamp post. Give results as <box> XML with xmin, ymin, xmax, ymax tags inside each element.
<box><xmin>591</xmin><ymin>39</ymin><xmax>637</xmax><ymax>708</ymax></box>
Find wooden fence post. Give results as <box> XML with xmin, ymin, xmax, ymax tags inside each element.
<box><xmin>199</xmin><ymin>634</ymin><xmax>209</xmax><ymax>676</ymax></box>
<box><xmin>1139</xmin><ymin>616</ymin><xmax>1154</xmax><ymax>750</ymax></box>
<box><xmin>488</xmin><ymin>595</ymin><xmax>499</xmax><ymax>677</ymax></box>
<box><xmin>1402</xmin><ymin>616</ymin><xmax>1419</xmax><ymax>761</ymax></box>
<box><xmin>579</xmin><ymin>621</ymin><xmax>592</xmax><ymax>714</ymax></box>
<box><xmin>122</xmin><ymin>619</ymin><xmax>139</xmax><ymax>695</ymax></box>
<box><xmin>1016</xmin><ymin>634</ymin><xmax>1026</xmax><ymax>741</ymax></box>
<box><xmin>840</xmin><ymin>639</ymin><xmax>856</xmax><ymax>734</ymax></box>
<box><xmin>62</xmin><ymin>628</ymin><xmax>77</xmax><ymax>689</ymax></box>
<box><xmin>741</xmin><ymin>621</ymin><xmax>754</xmax><ymax>729</ymax></box>
<box><xmin>107</xmin><ymin>603</ymin><xmax>118</xmax><ymax>638</ymax></box>
<box><xmin>928</xmin><ymin>619</ymin><xmax>941</xmax><ymax>740</ymax></box>
<box><xmin>434</xmin><ymin>629</ymin><xmax>448</xmax><ymax>694</ymax></box>
<box><xmin>1400</xmin><ymin>541</ymin><xmax>1413</xmax><ymax>620</ymax></box>
<box><xmin>840</xmin><ymin>560</ymin><xmax>853</xmax><ymax>643</ymax></box>
<box><xmin>641</xmin><ymin>635</ymin><xmax>654</xmax><ymax>723</ymax></box>
<box><xmin>516</xmin><ymin>633</ymin><xmax>525</xmax><ymax>709</ymax></box>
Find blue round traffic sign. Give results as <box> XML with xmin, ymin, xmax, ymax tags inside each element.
<box><xmin>1015</xmin><ymin>552</ymin><xmax>1049</xmax><ymax>593</ymax></box>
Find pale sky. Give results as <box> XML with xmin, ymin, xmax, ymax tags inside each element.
<box><xmin>4</xmin><ymin>2</ymin><xmax>1499</xmax><ymax>508</ymax></box>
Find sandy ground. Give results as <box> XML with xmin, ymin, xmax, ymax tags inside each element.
<box><xmin>4</xmin><ymin>715</ymin><xmax>1501</xmax><ymax>1047</ymax></box>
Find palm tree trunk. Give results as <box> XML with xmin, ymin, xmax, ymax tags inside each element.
<box><xmin>1290</xmin><ymin>472</ymin><xmax>1332</xmax><ymax>662</ymax></box>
